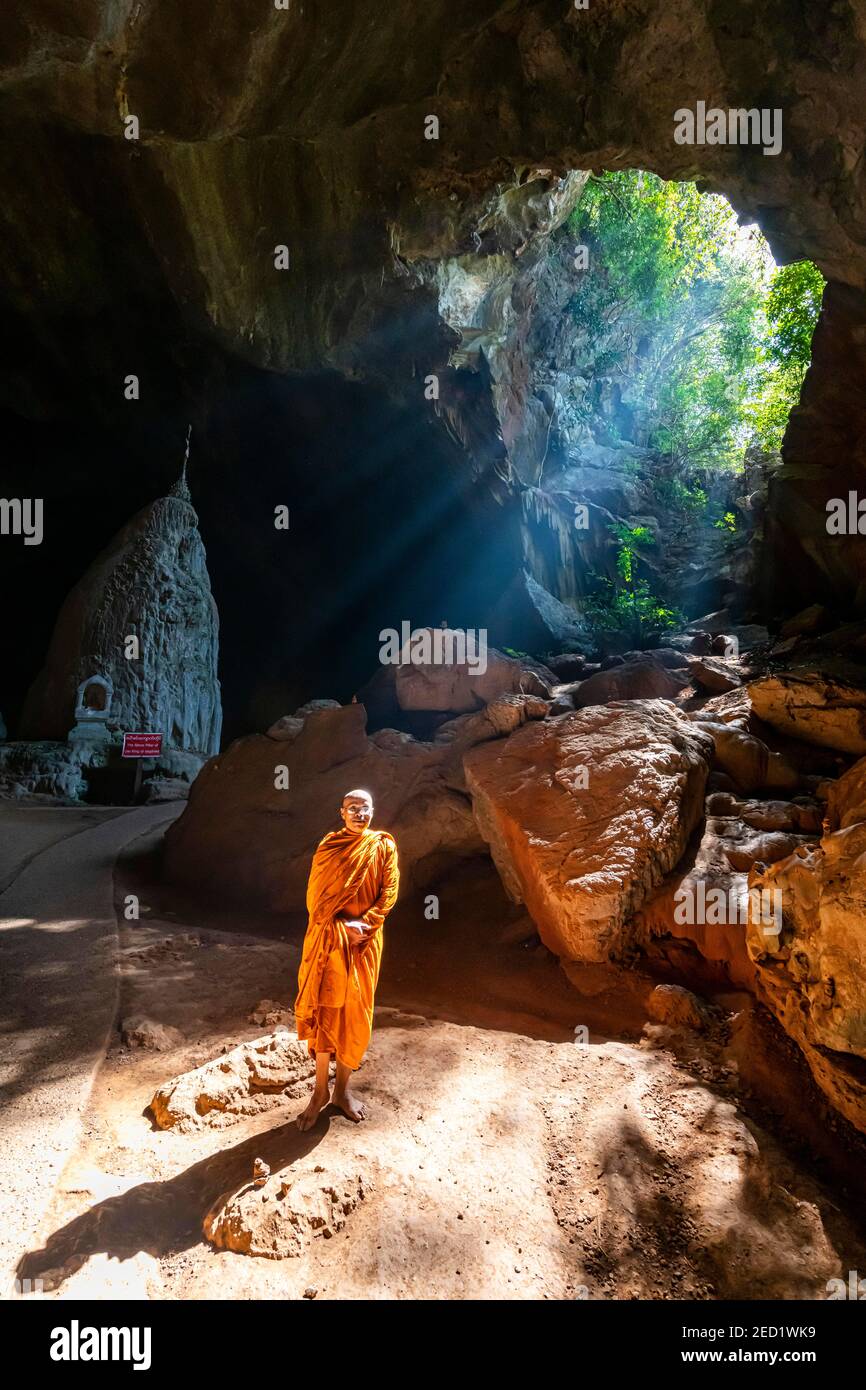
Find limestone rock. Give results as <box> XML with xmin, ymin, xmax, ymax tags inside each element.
<box><xmin>266</xmin><ymin>716</ymin><xmax>304</xmax><ymax>742</ymax></box>
<box><xmin>687</xmin><ymin>656</ymin><xmax>741</xmax><ymax>694</ymax></box>
<box><xmin>464</xmin><ymin>700</ymin><xmax>712</xmax><ymax>961</ymax></box>
<box><xmin>635</xmin><ymin>818</ymin><xmax>756</xmax><ymax>992</ymax></box>
<box><xmin>19</xmin><ymin>484</ymin><xmax>221</xmax><ymax>756</ymax></box>
<box><xmin>394</xmin><ymin>632</ymin><xmax>552</xmax><ymax>712</ymax></box>
<box><xmin>715</xmin><ymin>823</ymin><xmax>812</xmax><ymax>873</ymax></box>
<box><xmin>544</xmin><ymin>653</ymin><xmax>588</xmax><ymax>681</ymax></box>
<box><xmin>749</xmin><ymin>672</ymin><xmax>866</xmax><ymax>754</ymax></box>
<box><xmin>647</xmin><ymin>984</ymin><xmax>711</xmax><ymax>1031</ymax></box>
<box><xmin>573</xmin><ymin>658</ymin><xmax>688</xmax><ymax>708</ymax></box>
<box><xmin>670</xmin><ymin>631</ymin><xmax>712</xmax><ymax>655</ymax></box>
<box><xmin>770</xmin><ymin>636</ymin><xmax>801</xmax><ymax>659</ymax></box>
<box><xmin>204</xmin><ymin>1165</ymin><xmax>369</xmax><ymax>1258</ymax></box>
<box><xmin>164</xmin><ymin>700</ymin><xmax>485</xmax><ymax>902</ymax></box>
<box><xmin>826</xmin><ymin>755</ymin><xmax>866</xmax><ymax>830</ymax></box>
<box><xmin>149</xmin><ymin>1032</ymin><xmax>314</xmax><ymax>1131</ymax></box>
<box><xmin>696</xmin><ymin>720</ymin><xmax>799</xmax><ymax>795</ymax></box>
<box><xmin>624</xmin><ymin>648</ymin><xmax>689</xmax><ymax>670</ymax></box>
<box><xmin>694</xmin><ymin>686</ymin><xmax>753</xmax><ymax>725</ymax></box>
<box><xmin>144</xmin><ymin>777</ymin><xmax>189</xmax><ymax>803</ymax></box>
<box><xmin>780</xmin><ymin>604</ymin><xmax>831</xmax><ymax>639</ymax></box>
<box><xmin>121</xmin><ymin>1016</ymin><xmax>185</xmax><ymax>1051</ymax></box>
<box><xmin>746</xmin><ymin>829</ymin><xmax>866</xmax><ymax>1135</ymax></box>
<box><xmin>489</xmin><ymin>570</ymin><xmax>586</xmax><ymax>653</ymax></box>
<box><xmin>0</xmin><ymin>740</ymin><xmax>91</xmax><ymax>801</ymax></box>
<box><xmin>291</xmin><ymin>701</ymin><xmax>369</xmax><ymax>773</ymax></box>
<box><xmin>705</xmin><ymin>791</ymin><xmax>823</xmax><ymax>835</ymax></box>
<box><xmin>433</xmin><ymin>692</ymin><xmax>549</xmax><ymax>749</ymax></box>
<box><xmin>686</xmin><ymin>609</ymin><xmax>730</xmax><ymax>634</ymax></box>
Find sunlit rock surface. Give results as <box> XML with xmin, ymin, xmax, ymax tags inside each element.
<box><xmin>749</xmin><ymin>671</ymin><xmax>866</xmax><ymax>755</ymax></box>
<box><xmin>464</xmin><ymin>699</ymin><xmax>712</xmax><ymax>961</ymax></box>
<box><xmin>163</xmin><ymin>699</ymin><xmax>508</xmax><ymax>901</ymax></box>
<box><xmin>746</xmin><ymin>785</ymin><xmax>866</xmax><ymax>1134</ymax></box>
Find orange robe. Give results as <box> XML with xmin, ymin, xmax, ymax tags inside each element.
<box><xmin>294</xmin><ymin>827</ymin><xmax>399</xmax><ymax>1070</ymax></box>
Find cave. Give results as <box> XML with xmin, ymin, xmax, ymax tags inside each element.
<box><xmin>3</xmin><ymin>2</ymin><xmax>866</xmax><ymax>1323</ymax></box>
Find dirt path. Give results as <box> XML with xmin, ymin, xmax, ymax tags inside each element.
<box><xmin>15</xmin><ymin>828</ymin><xmax>866</xmax><ymax>1301</ymax></box>
<box><xmin>0</xmin><ymin>804</ymin><xmax>180</xmax><ymax>1293</ymax></box>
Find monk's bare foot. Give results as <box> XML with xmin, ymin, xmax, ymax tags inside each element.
<box><xmin>296</xmin><ymin>1086</ymin><xmax>331</xmax><ymax>1131</ymax></box>
<box><xmin>333</xmin><ymin>1088</ymin><xmax>368</xmax><ymax>1122</ymax></box>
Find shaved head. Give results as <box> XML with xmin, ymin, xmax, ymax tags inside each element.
<box><xmin>342</xmin><ymin>789</ymin><xmax>373</xmax><ymax>806</ymax></box>
<box><xmin>340</xmin><ymin>788</ymin><xmax>374</xmax><ymax>835</ymax></box>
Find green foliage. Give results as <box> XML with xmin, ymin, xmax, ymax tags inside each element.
<box><xmin>713</xmin><ymin>511</ymin><xmax>737</xmax><ymax>533</ymax></box>
<box><xmin>566</xmin><ymin>171</ymin><xmax>825</xmax><ymax>465</ymax></box>
<box><xmin>764</xmin><ymin>260</ymin><xmax>825</xmax><ymax>367</ymax></box>
<box><xmin>585</xmin><ymin>579</ymin><xmax>683</xmax><ymax>643</ymax></box>
<box><xmin>585</xmin><ymin>522</ymin><xmax>681</xmax><ymax>644</ymax></box>
<box><xmin>744</xmin><ymin>260</ymin><xmax>825</xmax><ymax>451</ymax></box>
<box><xmin>568</xmin><ymin>171</ymin><xmax>735</xmax><ymax>325</ymax></box>
<box><xmin>655</xmin><ymin>480</ymin><xmax>707</xmax><ymax>514</ymax></box>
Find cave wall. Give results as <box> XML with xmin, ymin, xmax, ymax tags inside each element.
<box><xmin>762</xmin><ymin>281</ymin><xmax>866</xmax><ymax>614</ymax></box>
<box><xmin>3</xmin><ymin>0</ymin><xmax>866</xmax><ymax>725</ymax></box>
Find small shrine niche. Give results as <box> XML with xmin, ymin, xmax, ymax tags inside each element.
<box><xmin>68</xmin><ymin>674</ymin><xmax>114</xmax><ymax>745</ymax></box>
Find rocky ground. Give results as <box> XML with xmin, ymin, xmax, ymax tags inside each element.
<box><xmin>15</xmin><ymin>832</ymin><xmax>866</xmax><ymax>1302</ymax></box>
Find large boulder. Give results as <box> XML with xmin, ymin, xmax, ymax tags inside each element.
<box><xmin>164</xmin><ymin>700</ymin><xmax>491</xmax><ymax>904</ymax></box>
<box><xmin>780</xmin><ymin>604</ymin><xmax>832</xmax><ymax>639</ymax></box>
<box><xmin>693</xmin><ymin>719</ymin><xmax>800</xmax><ymax>794</ymax></box>
<box><xmin>748</xmin><ymin>672</ymin><xmax>866</xmax><ymax>755</ymax></box>
<box><xmin>463</xmin><ymin>700</ymin><xmax>712</xmax><ymax>961</ymax></box>
<box><xmin>393</xmin><ymin>630</ymin><xmax>552</xmax><ymax>711</ymax></box>
<box><xmin>826</xmin><ymin>754</ymin><xmax>866</xmax><ymax>830</ymax></box>
<box><xmin>686</xmin><ymin>656</ymin><xmax>742</xmax><ymax>694</ymax></box>
<box><xmin>573</xmin><ymin>658</ymin><xmax>688</xmax><ymax>708</ymax></box>
<box><xmin>745</xmin><ymin>816</ymin><xmax>866</xmax><ymax>1134</ymax></box>
<box><xmin>358</xmin><ymin>634</ymin><xmax>553</xmax><ymax>723</ymax></box>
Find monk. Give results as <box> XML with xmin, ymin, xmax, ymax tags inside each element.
<box><xmin>295</xmin><ymin>789</ymin><xmax>399</xmax><ymax>1129</ymax></box>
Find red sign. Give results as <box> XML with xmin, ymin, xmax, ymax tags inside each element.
<box><xmin>122</xmin><ymin>733</ymin><xmax>163</xmax><ymax>758</ymax></box>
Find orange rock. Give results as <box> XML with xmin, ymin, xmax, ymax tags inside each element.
<box><xmin>464</xmin><ymin>699</ymin><xmax>712</xmax><ymax>961</ymax></box>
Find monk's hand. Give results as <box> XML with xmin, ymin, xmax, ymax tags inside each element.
<box><xmin>341</xmin><ymin>920</ymin><xmax>369</xmax><ymax>945</ymax></box>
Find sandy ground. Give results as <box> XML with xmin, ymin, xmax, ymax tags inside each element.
<box><xmin>0</xmin><ymin>804</ymin><xmax>181</xmax><ymax>1295</ymax></box>
<box><xmin>0</xmin><ymin>805</ymin><xmax>127</xmax><ymax>893</ymax></box>
<box><xmin>11</xmin><ymin>823</ymin><xmax>866</xmax><ymax>1303</ymax></box>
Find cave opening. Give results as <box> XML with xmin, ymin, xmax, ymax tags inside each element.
<box><xmin>512</xmin><ymin>168</ymin><xmax>825</xmax><ymax>652</ymax></box>
<box><xmin>0</xmin><ymin>166</ymin><xmax>831</xmax><ymax>751</ymax></box>
<box><xmin>5</xmin><ymin>6</ymin><xmax>866</xmax><ymax>1310</ymax></box>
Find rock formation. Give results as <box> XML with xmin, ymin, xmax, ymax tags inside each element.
<box><xmin>2</xmin><ymin>3</ymin><xmax>866</xmax><ymax>647</ymax></box>
<box><xmin>19</xmin><ymin>467</ymin><xmax>222</xmax><ymax>761</ymax></box>
<box><xmin>150</xmin><ymin>1032</ymin><xmax>314</xmax><ymax>1132</ymax></box>
<box><xmin>464</xmin><ymin>700</ymin><xmax>712</xmax><ymax>960</ymax></box>
<box><xmin>204</xmin><ymin>1165</ymin><xmax>370</xmax><ymax>1260</ymax></box>
<box><xmin>749</xmin><ymin>672</ymin><xmax>866</xmax><ymax>755</ymax></box>
<box><xmin>163</xmin><ymin>694</ymin><xmax>551</xmax><ymax>902</ymax></box>
<box><xmin>742</xmin><ymin>752</ymin><xmax>866</xmax><ymax>1134</ymax></box>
